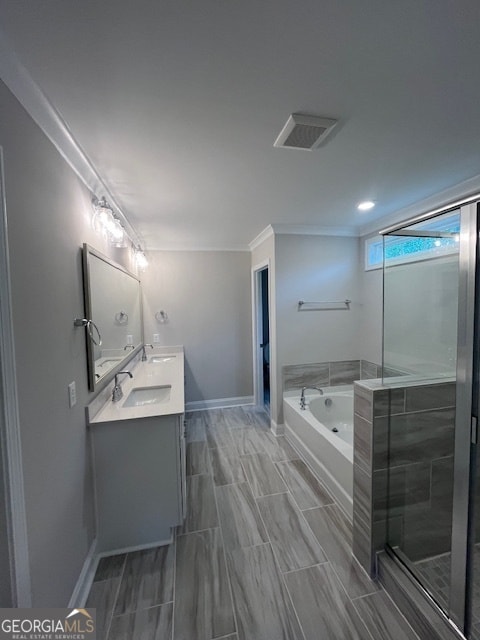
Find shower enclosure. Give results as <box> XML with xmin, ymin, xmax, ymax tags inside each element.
<box><xmin>381</xmin><ymin>199</ymin><xmax>480</xmax><ymax>638</ymax></box>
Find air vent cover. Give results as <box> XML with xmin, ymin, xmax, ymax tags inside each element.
<box><xmin>274</xmin><ymin>113</ymin><xmax>337</xmax><ymax>150</ymax></box>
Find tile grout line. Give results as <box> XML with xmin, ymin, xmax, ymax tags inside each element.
<box><xmin>207</xmin><ymin>411</ymin><xmax>240</xmax><ymax>640</ymax></box>
<box><xmin>301</xmin><ymin>503</ymin><xmax>385</xmax><ymax>625</ymax></box>
<box><xmin>235</xmin><ymin>414</ymin><xmax>312</xmax><ymax>640</ymax></box>
<box><xmin>193</xmin><ymin>408</ymin><xmax>375</xmax><ymax>640</ymax></box>
<box><xmin>347</xmin><ymin>596</ymin><xmax>378</xmax><ymax>640</ymax></box>
<box><xmin>272</xmin><ymin>460</ymin><xmax>335</xmax><ymax>513</ymax></box>
<box><xmin>105</xmin><ymin>553</ymin><xmax>127</xmax><ymax>639</ymax></box>
<box><xmin>281</xmin><ymin>560</ymin><xmax>330</xmax><ymax>576</ymax></box>
<box><xmin>287</xmin><ymin>514</ymin><xmax>378</xmax><ymax>640</ymax></box>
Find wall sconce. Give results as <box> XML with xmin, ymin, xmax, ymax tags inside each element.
<box><xmin>92</xmin><ymin>197</ymin><xmax>128</xmax><ymax>248</ymax></box>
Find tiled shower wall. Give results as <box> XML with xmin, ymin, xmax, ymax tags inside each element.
<box><xmin>282</xmin><ymin>359</ymin><xmax>381</xmax><ymax>390</ymax></box>
<box><xmin>352</xmin><ymin>379</ymin><xmax>456</xmax><ymax>576</ymax></box>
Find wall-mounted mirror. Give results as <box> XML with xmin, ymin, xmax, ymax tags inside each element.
<box><xmin>81</xmin><ymin>244</ymin><xmax>143</xmax><ymax>390</ymax></box>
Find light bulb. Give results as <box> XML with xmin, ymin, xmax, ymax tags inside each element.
<box><xmin>136</xmin><ymin>250</ymin><xmax>148</xmax><ymax>270</ymax></box>
<box><xmin>357</xmin><ymin>201</ymin><xmax>375</xmax><ymax>211</ymax></box>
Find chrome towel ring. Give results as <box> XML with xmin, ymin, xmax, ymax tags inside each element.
<box><xmin>74</xmin><ymin>318</ymin><xmax>103</xmax><ymax>346</ymax></box>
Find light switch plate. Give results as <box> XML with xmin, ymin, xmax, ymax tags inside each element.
<box><xmin>68</xmin><ymin>381</ymin><xmax>76</xmax><ymax>408</ymax></box>
<box><xmin>153</xmin><ymin>334</ymin><xmax>160</xmax><ymax>343</ymax></box>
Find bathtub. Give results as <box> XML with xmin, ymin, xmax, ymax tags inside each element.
<box><xmin>283</xmin><ymin>386</ymin><xmax>353</xmax><ymax>519</ymax></box>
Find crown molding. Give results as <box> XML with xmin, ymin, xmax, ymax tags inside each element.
<box><xmin>0</xmin><ymin>29</ymin><xmax>143</xmax><ymax>248</ymax></box>
<box><xmin>248</xmin><ymin>223</ymin><xmax>358</xmax><ymax>251</ymax></box>
<box><xmin>359</xmin><ymin>174</ymin><xmax>480</xmax><ymax>238</ymax></box>
<box><xmin>147</xmin><ymin>243</ymin><xmax>251</xmax><ymax>252</ymax></box>
<box><xmin>271</xmin><ymin>223</ymin><xmax>359</xmax><ymax>237</ymax></box>
<box><xmin>248</xmin><ymin>225</ymin><xmax>275</xmax><ymax>251</ymax></box>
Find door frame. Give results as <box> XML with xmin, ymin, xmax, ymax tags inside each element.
<box><xmin>0</xmin><ymin>147</ymin><xmax>31</xmax><ymax>606</ymax></box>
<box><xmin>251</xmin><ymin>259</ymin><xmax>271</xmax><ymax>411</ymax></box>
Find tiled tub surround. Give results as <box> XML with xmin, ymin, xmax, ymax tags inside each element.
<box><xmin>283</xmin><ymin>359</ymin><xmax>374</xmax><ymax>391</ymax></box>
<box><xmin>282</xmin><ymin>359</ymin><xmax>406</xmax><ymax>392</ymax></box>
<box><xmin>352</xmin><ymin>379</ymin><xmax>456</xmax><ymax>583</ymax></box>
<box><xmin>283</xmin><ymin>387</ymin><xmax>354</xmax><ymax>519</ymax></box>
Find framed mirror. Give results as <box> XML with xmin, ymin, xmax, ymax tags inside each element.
<box><xmin>81</xmin><ymin>244</ymin><xmax>143</xmax><ymax>390</ymax></box>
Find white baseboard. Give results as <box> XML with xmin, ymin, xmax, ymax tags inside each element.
<box><xmin>96</xmin><ymin>534</ymin><xmax>173</xmax><ymax>558</ymax></box>
<box><xmin>270</xmin><ymin>420</ymin><xmax>285</xmax><ymax>436</ymax></box>
<box><xmin>68</xmin><ymin>538</ymin><xmax>98</xmax><ymax>608</ymax></box>
<box><xmin>185</xmin><ymin>396</ymin><xmax>254</xmax><ymax>411</ymax></box>
<box><xmin>69</xmin><ymin>533</ymin><xmax>175</xmax><ymax>607</ymax></box>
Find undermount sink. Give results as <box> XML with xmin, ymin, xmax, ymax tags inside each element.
<box><xmin>123</xmin><ymin>385</ymin><xmax>172</xmax><ymax>407</ymax></box>
<box><xmin>149</xmin><ymin>356</ymin><xmax>176</xmax><ymax>363</ymax></box>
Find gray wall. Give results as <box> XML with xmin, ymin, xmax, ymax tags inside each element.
<box><xmin>358</xmin><ymin>235</ymin><xmax>383</xmax><ymax>365</ymax></box>
<box><xmin>274</xmin><ymin>233</ymin><xmax>361</xmax><ymax>424</ymax></box>
<box><xmin>358</xmin><ymin>235</ymin><xmax>459</xmax><ymax>374</ymax></box>
<box><xmin>384</xmin><ymin>255</ymin><xmax>458</xmax><ymax>374</ymax></box>
<box><xmin>142</xmin><ymin>250</ymin><xmax>253</xmax><ymax>404</ymax></box>
<box><xmin>0</xmin><ymin>79</ymin><xmax>132</xmax><ymax>606</ymax></box>
<box><xmin>0</xmin><ymin>374</ymin><xmax>12</xmax><ymax>606</ymax></box>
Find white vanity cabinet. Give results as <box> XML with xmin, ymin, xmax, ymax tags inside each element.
<box><xmin>91</xmin><ymin>412</ymin><xmax>186</xmax><ymax>553</ymax></box>
<box><xmin>88</xmin><ymin>346</ymin><xmax>187</xmax><ymax>554</ymax></box>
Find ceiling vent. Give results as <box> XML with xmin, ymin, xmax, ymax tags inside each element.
<box><xmin>274</xmin><ymin>113</ymin><xmax>338</xmax><ymax>150</ymax></box>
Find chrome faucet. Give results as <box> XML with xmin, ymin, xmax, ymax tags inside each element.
<box><xmin>112</xmin><ymin>371</ymin><xmax>133</xmax><ymax>402</ymax></box>
<box><xmin>300</xmin><ymin>386</ymin><xmax>323</xmax><ymax>410</ymax></box>
<box><xmin>124</xmin><ymin>344</ymin><xmax>135</xmax><ymax>351</ymax></box>
<box><xmin>141</xmin><ymin>343</ymin><xmax>154</xmax><ymax>361</ymax></box>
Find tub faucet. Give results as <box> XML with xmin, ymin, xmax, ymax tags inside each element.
<box><xmin>141</xmin><ymin>344</ymin><xmax>154</xmax><ymax>361</ymax></box>
<box><xmin>112</xmin><ymin>371</ymin><xmax>133</xmax><ymax>402</ymax></box>
<box><xmin>124</xmin><ymin>344</ymin><xmax>135</xmax><ymax>351</ymax></box>
<box><xmin>300</xmin><ymin>386</ymin><xmax>323</xmax><ymax>410</ymax></box>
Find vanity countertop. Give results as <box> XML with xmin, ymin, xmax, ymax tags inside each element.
<box><xmin>88</xmin><ymin>345</ymin><xmax>185</xmax><ymax>424</ymax></box>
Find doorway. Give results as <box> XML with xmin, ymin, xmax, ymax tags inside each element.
<box><xmin>260</xmin><ymin>268</ymin><xmax>270</xmax><ymax>409</ymax></box>
<box><xmin>252</xmin><ymin>263</ymin><xmax>270</xmax><ymax>413</ymax></box>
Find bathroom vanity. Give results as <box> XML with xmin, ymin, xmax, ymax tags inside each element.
<box><xmin>87</xmin><ymin>346</ymin><xmax>186</xmax><ymax>554</ymax></box>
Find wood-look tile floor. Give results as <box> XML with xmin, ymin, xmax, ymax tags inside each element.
<box><xmin>86</xmin><ymin>406</ymin><xmax>420</xmax><ymax>640</ymax></box>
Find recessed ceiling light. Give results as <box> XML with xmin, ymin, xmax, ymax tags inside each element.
<box><xmin>357</xmin><ymin>201</ymin><xmax>375</xmax><ymax>211</ymax></box>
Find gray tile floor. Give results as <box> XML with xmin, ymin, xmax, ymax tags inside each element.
<box><xmin>415</xmin><ymin>548</ymin><xmax>480</xmax><ymax>640</ymax></box>
<box><xmin>86</xmin><ymin>406</ymin><xmax>420</xmax><ymax>639</ymax></box>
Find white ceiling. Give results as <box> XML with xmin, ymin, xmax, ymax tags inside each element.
<box><xmin>1</xmin><ymin>0</ymin><xmax>480</xmax><ymax>249</ymax></box>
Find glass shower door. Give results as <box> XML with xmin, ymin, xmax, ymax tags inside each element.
<box><xmin>382</xmin><ymin>202</ymin><xmax>479</xmax><ymax>636</ymax></box>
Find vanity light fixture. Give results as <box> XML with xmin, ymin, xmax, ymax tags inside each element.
<box><xmin>92</xmin><ymin>197</ymin><xmax>128</xmax><ymax>247</ymax></box>
<box><xmin>92</xmin><ymin>196</ymin><xmax>149</xmax><ymax>267</ymax></box>
<box><xmin>357</xmin><ymin>200</ymin><xmax>375</xmax><ymax>211</ymax></box>
<box><xmin>135</xmin><ymin>248</ymin><xmax>149</xmax><ymax>270</ymax></box>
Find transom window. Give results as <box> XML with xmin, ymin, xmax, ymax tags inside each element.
<box><xmin>365</xmin><ymin>212</ymin><xmax>460</xmax><ymax>270</ymax></box>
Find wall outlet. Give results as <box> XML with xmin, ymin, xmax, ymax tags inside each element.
<box><xmin>68</xmin><ymin>381</ymin><xmax>76</xmax><ymax>408</ymax></box>
<box><xmin>126</xmin><ymin>334</ymin><xmax>133</xmax><ymax>345</ymax></box>
<box><xmin>153</xmin><ymin>334</ymin><xmax>160</xmax><ymax>343</ymax></box>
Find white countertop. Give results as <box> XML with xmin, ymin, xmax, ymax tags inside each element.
<box><xmin>88</xmin><ymin>346</ymin><xmax>185</xmax><ymax>424</ymax></box>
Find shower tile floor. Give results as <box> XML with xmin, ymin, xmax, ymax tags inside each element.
<box><xmin>415</xmin><ymin>548</ymin><xmax>480</xmax><ymax>639</ymax></box>
<box><xmin>86</xmin><ymin>406</ymin><xmax>419</xmax><ymax>639</ymax></box>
